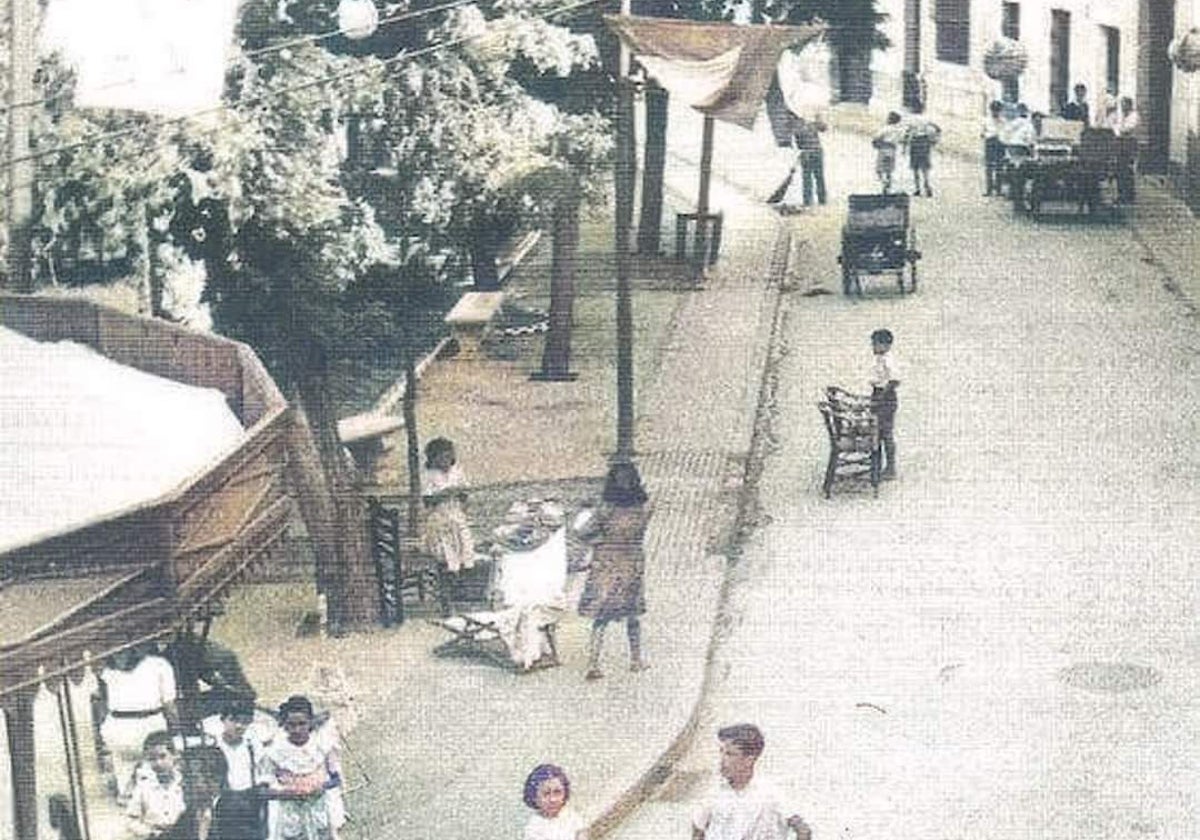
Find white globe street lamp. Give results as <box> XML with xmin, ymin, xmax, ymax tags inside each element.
<box><xmin>337</xmin><ymin>0</ymin><xmax>379</xmax><ymax>40</ymax></box>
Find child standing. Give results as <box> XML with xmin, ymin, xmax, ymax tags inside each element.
<box><xmin>905</xmin><ymin>116</ymin><xmax>941</xmax><ymax>197</ymax></box>
<box><xmin>422</xmin><ymin>437</ymin><xmax>475</xmax><ymax>614</ymax></box>
<box><xmin>260</xmin><ymin>695</ymin><xmax>344</xmax><ymax>840</ymax></box>
<box><xmin>124</xmin><ymin>731</ymin><xmax>186</xmax><ymax>839</ymax></box>
<box><xmin>522</xmin><ymin>764</ymin><xmax>588</xmax><ymax>840</ymax></box>
<box><xmin>872</xmin><ymin>112</ymin><xmax>904</xmax><ymax>194</ymax></box>
<box><xmin>869</xmin><ymin>329</ymin><xmax>901</xmax><ymax>480</ymax></box>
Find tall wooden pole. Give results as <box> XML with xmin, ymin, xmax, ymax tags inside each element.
<box><xmin>5</xmin><ymin>690</ymin><xmax>38</xmax><ymax>840</ymax></box>
<box><xmin>7</xmin><ymin>0</ymin><xmax>35</xmax><ymax>292</ymax></box>
<box><xmin>614</xmin><ymin>0</ymin><xmax>637</xmax><ymax>463</ymax></box>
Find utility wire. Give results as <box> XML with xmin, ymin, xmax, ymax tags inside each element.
<box><xmin>0</xmin><ymin>0</ymin><xmax>604</xmax><ymax>178</ymax></box>
<box><xmin>2</xmin><ymin>0</ymin><xmax>488</xmax><ymax>116</ymax></box>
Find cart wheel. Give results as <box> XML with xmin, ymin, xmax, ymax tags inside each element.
<box><xmin>908</xmin><ymin>260</ymin><xmax>918</xmax><ymax>293</ymax></box>
<box><xmin>841</xmin><ymin>262</ymin><xmax>853</xmax><ymax>296</ymax></box>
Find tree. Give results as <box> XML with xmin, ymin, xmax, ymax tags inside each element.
<box><xmin>28</xmin><ymin>0</ymin><xmax>611</xmax><ymax>631</ymax></box>
<box><xmin>773</xmin><ymin>0</ymin><xmax>890</xmax><ymax>103</ymax></box>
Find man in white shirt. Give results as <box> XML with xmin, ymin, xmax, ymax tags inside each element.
<box><xmin>691</xmin><ymin>724</ymin><xmax>811</xmax><ymax>840</ymax></box>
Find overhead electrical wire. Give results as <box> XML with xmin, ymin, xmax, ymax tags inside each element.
<box><xmin>1</xmin><ymin>0</ymin><xmax>509</xmax><ymax>116</ymax></box>
<box><xmin>0</xmin><ymin>0</ymin><xmax>605</xmax><ymax>191</ymax></box>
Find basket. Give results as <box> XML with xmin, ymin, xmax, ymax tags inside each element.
<box><xmin>983</xmin><ymin>38</ymin><xmax>1028</xmax><ymax>81</ymax></box>
<box><xmin>1169</xmin><ymin>29</ymin><xmax>1200</xmax><ymax>73</ymax></box>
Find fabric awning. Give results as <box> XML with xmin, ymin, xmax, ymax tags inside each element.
<box><xmin>604</xmin><ymin>15</ymin><xmax>824</xmax><ymax>129</ymax></box>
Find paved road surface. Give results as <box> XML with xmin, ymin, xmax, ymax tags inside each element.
<box><xmin>615</xmin><ymin>109</ymin><xmax>1200</xmax><ymax>839</ymax></box>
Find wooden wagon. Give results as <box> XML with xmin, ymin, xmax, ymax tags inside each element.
<box><xmin>837</xmin><ymin>194</ymin><xmax>921</xmax><ymax>296</ymax></box>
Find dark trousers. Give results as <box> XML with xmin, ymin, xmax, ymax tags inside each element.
<box><xmin>984</xmin><ymin>138</ymin><xmax>1004</xmax><ymax>194</ymax></box>
<box><xmin>210</xmin><ymin>790</ymin><xmax>266</xmax><ymax>840</ymax></box>
<box><xmin>1117</xmin><ymin>165</ymin><xmax>1136</xmax><ymax>204</ymax></box>
<box><xmin>799</xmin><ymin>149</ymin><xmax>826</xmax><ymax>205</ymax></box>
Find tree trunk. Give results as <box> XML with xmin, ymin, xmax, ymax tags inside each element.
<box><xmin>286</xmin><ymin>357</ymin><xmax>377</xmax><ymax>634</ymax></box>
<box><xmin>637</xmin><ymin>83</ymin><xmax>668</xmax><ymax>256</ymax></box>
<box><xmin>470</xmin><ymin>231</ymin><xmax>500</xmax><ymax>291</ymax></box>
<box><xmin>403</xmin><ymin>348</ymin><xmax>422</xmax><ymax>536</ymax></box>
<box><xmin>539</xmin><ymin>194</ymin><xmax>580</xmax><ymax>380</ymax></box>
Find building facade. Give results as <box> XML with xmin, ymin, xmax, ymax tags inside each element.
<box><xmin>864</xmin><ymin>0</ymin><xmax>1200</xmax><ymax>200</ymax></box>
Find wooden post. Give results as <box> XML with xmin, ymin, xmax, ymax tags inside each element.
<box><xmin>636</xmin><ymin>83</ymin><xmax>668</xmax><ymax>255</ymax></box>
<box><xmin>537</xmin><ymin>192</ymin><xmax>580</xmax><ymax>381</ymax></box>
<box><xmin>694</xmin><ymin>115</ymin><xmax>715</xmax><ymax>268</ymax></box>
<box><xmin>5</xmin><ymin>689</ymin><xmax>38</xmax><ymax>840</ymax></box>
<box><xmin>6</xmin><ymin>0</ymin><xmax>35</xmax><ymax>292</ymax></box>
<box><xmin>614</xmin><ymin>0</ymin><xmax>636</xmax><ymax>462</ymax></box>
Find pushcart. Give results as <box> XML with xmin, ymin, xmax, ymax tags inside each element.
<box><xmin>837</xmin><ymin>194</ymin><xmax>921</xmax><ymax>296</ymax></box>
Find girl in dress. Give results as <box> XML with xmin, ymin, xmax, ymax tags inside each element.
<box><xmin>577</xmin><ymin>461</ymin><xmax>651</xmax><ymax>680</ymax></box>
<box><xmin>522</xmin><ymin>764</ymin><xmax>588</xmax><ymax>840</ymax></box>
<box><xmin>260</xmin><ymin>696</ymin><xmax>343</xmax><ymax>840</ymax></box>
<box><xmin>422</xmin><ymin>437</ymin><xmax>475</xmax><ymax>613</ymax></box>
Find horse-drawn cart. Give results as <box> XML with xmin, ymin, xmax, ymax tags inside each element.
<box><xmin>837</xmin><ymin>194</ymin><xmax>921</xmax><ymax>296</ymax></box>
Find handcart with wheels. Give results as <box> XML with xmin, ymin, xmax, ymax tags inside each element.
<box><xmin>837</xmin><ymin>194</ymin><xmax>921</xmax><ymax>296</ymax></box>
<box><xmin>817</xmin><ymin>386</ymin><xmax>882</xmax><ymax>498</ymax></box>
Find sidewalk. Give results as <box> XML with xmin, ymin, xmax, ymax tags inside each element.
<box><xmin>209</xmin><ymin>127</ymin><xmax>794</xmax><ymax>838</ymax></box>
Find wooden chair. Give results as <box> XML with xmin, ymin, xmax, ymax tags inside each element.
<box><xmin>818</xmin><ymin>386</ymin><xmax>881</xmax><ymax>499</ymax></box>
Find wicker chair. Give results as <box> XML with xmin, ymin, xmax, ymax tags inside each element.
<box><xmin>817</xmin><ymin>386</ymin><xmax>881</xmax><ymax>498</ymax></box>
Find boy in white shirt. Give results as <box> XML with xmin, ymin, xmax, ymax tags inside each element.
<box><xmin>869</xmin><ymin>328</ymin><xmax>901</xmax><ymax>480</ymax></box>
<box><xmin>692</xmin><ymin>724</ymin><xmax>811</xmax><ymax>840</ymax></box>
<box><xmin>203</xmin><ymin>700</ymin><xmax>267</xmax><ymax>840</ymax></box>
<box><xmin>124</xmin><ymin>731</ymin><xmax>186</xmax><ymax>839</ymax></box>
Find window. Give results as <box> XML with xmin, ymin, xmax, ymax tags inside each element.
<box><xmin>1002</xmin><ymin>3</ymin><xmax>1020</xmax><ymax>102</ymax></box>
<box><xmin>1102</xmin><ymin>26</ymin><xmax>1120</xmax><ymax>95</ymax></box>
<box><xmin>935</xmin><ymin>0</ymin><xmax>970</xmax><ymax>64</ymax></box>
<box><xmin>1002</xmin><ymin>2</ymin><xmax>1020</xmax><ymax>39</ymax></box>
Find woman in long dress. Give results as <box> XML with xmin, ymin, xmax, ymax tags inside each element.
<box><xmin>577</xmin><ymin>461</ymin><xmax>651</xmax><ymax>680</ymax></box>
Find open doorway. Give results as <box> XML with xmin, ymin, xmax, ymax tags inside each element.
<box><xmin>1138</xmin><ymin>0</ymin><xmax>1174</xmax><ymax>174</ymax></box>
<box><xmin>1049</xmin><ymin>9</ymin><xmax>1071</xmax><ymax>115</ymax></box>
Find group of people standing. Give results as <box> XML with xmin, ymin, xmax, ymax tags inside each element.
<box><xmin>420</xmin><ymin>437</ymin><xmax>653</xmax><ymax>680</ymax></box>
<box><xmin>94</xmin><ymin>644</ymin><xmax>345</xmax><ymax>840</ymax></box>
<box><xmin>982</xmin><ymin>83</ymin><xmax>1141</xmax><ymax>202</ymax></box>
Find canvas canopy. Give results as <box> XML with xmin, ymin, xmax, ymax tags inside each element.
<box><xmin>0</xmin><ymin>326</ymin><xmax>246</xmax><ymax>553</ymax></box>
<box><xmin>604</xmin><ymin>15</ymin><xmax>824</xmax><ymax>130</ymax></box>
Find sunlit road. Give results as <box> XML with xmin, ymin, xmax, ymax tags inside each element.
<box><xmin>615</xmin><ymin>106</ymin><xmax>1200</xmax><ymax>839</ymax></box>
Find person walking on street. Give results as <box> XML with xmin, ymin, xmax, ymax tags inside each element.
<box><xmin>905</xmin><ymin>115</ymin><xmax>940</xmax><ymax>197</ymax></box>
<box><xmin>793</xmin><ymin>116</ymin><xmax>827</xmax><ymax>206</ymax></box>
<box><xmin>872</xmin><ymin>112</ymin><xmax>904</xmax><ymax>194</ymax></box>
<box><xmin>982</xmin><ymin>100</ymin><xmax>1006</xmax><ymax>196</ymax></box>
<box><xmin>578</xmin><ymin>461</ymin><xmax>651</xmax><ymax>680</ymax></box>
<box><xmin>869</xmin><ymin>328</ymin><xmax>901</xmax><ymax>481</ymax></box>
<box><xmin>691</xmin><ymin>724</ymin><xmax>812</xmax><ymax>840</ymax></box>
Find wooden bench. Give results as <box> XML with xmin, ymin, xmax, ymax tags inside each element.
<box><xmin>337</xmin><ymin>412</ymin><xmax>404</xmax><ymax>475</ymax></box>
<box><xmin>444</xmin><ymin>291</ymin><xmax>504</xmax><ymax>360</ymax></box>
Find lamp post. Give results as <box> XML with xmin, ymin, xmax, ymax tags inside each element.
<box><xmin>6</xmin><ymin>0</ymin><xmax>34</xmax><ymax>293</ymax></box>
<box><xmin>614</xmin><ymin>0</ymin><xmax>637</xmax><ymax>466</ymax></box>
